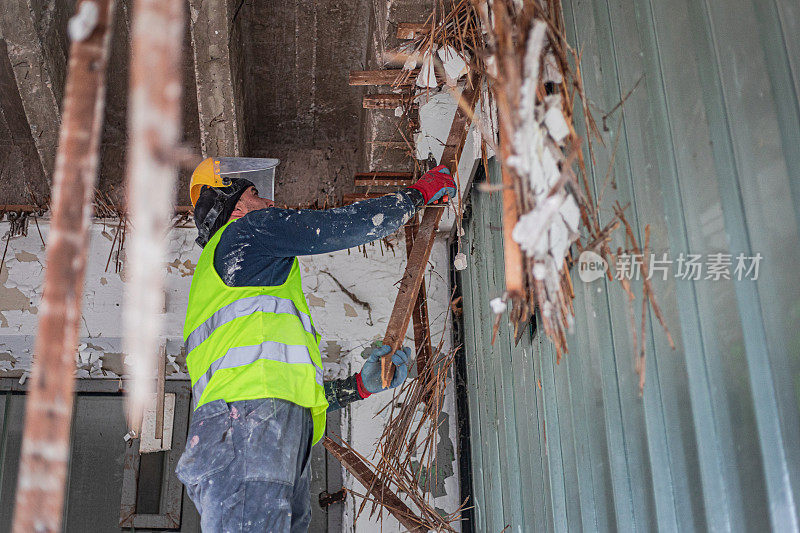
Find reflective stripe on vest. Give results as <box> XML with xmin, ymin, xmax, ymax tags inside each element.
<box><xmin>184</xmin><ymin>294</ymin><xmax>318</xmax><ymax>355</ymax></box>
<box><xmin>191</xmin><ymin>341</ymin><xmax>324</xmax><ymax>408</ymax></box>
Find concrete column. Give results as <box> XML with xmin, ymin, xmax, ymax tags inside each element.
<box><xmin>0</xmin><ymin>0</ymin><xmax>70</xmax><ymax>182</ymax></box>
<box><xmin>187</xmin><ymin>0</ymin><xmax>246</xmax><ymax>157</ymax></box>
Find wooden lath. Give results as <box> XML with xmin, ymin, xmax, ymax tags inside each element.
<box><xmin>362</xmin><ymin>93</ymin><xmax>417</xmax><ymax>110</ymax></box>
<box><xmin>322</xmin><ymin>437</ymin><xmax>428</xmax><ymax>532</ymax></box>
<box><xmin>381</xmin><ymin>71</ymin><xmax>482</xmax><ymax>386</ymax></box>
<box><xmin>349</xmin><ymin>69</ymin><xmax>418</xmax><ymax>86</ymax></box>
<box><xmin>404</xmin><ymin>212</ymin><xmax>433</xmax><ymax>373</ymax></box>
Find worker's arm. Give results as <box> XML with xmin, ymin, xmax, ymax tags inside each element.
<box><xmin>324</xmin><ymin>345</ymin><xmax>411</xmax><ymax>412</ymax></box>
<box><xmin>235</xmin><ymin>166</ymin><xmax>455</xmax><ymax>257</ymax></box>
<box><xmin>213</xmin><ymin>167</ymin><xmax>454</xmax><ymax>285</ymax></box>
<box><xmin>237</xmin><ymin>190</ymin><xmax>422</xmax><ymax>257</ymax></box>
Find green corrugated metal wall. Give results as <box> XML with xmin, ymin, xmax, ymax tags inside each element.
<box><xmin>457</xmin><ymin>0</ymin><xmax>800</xmax><ymax>530</ymax></box>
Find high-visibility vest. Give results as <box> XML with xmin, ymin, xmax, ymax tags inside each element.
<box><xmin>183</xmin><ymin>220</ymin><xmax>329</xmax><ymax>444</ymax></box>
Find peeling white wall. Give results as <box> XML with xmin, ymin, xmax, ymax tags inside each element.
<box><xmin>0</xmin><ymin>220</ymin><xmax>199</xmax><ymax>380</ymax></box>
<box><xmin>0</xmin><ymin>217</ymin><xmax>461</xmax><ymax>531</ymax></box>
<box><xmin>416</xmin><ymin>87</ymin><xmax>492</xmax><ymax>234</ymax></box>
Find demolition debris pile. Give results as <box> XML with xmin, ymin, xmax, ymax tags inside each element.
<box><xmin>387</xmin><ymin>0</ymin><xmax>673</xmax><ymax>384</ymax></box>
<box><xmin>345</xmin><ymin>0</ymin><xmax>675</xmax><ymax>527</ymax></box>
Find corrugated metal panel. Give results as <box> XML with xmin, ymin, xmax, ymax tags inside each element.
<box><xmin>457</xmin><ymin>0</ymin><xmax>800</xmax><ymax>529</ymax></box>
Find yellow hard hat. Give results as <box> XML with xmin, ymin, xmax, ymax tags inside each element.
<box><xmin>189</xmin><ymin>157</ymin><xmax>280</xmax><ymax>207</ymax></box>
<box><xmin>189</xmin><ymin>158</ymin><xmax>224</xmax><ymax>207</ymax></box>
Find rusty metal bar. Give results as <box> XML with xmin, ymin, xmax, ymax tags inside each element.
<box><xmin>11</xmin><ymin>1</ymin><xmax>116</xmax><ymax>531</ymax></box>
<box><xmin>322</xmin><ymin>437</ymin><xmax>427</xmax><ymax>532</ymax></box>
<box><xmin>122</xmin><ymin>0</ymin><xmax>185</xmax><ymax>435</ymax></box>
<box><xmin>381</xmin><ymin>73</ymin><xmax>482</xmax><ymax>387</ymax></box>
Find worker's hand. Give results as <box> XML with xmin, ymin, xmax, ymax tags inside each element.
<box><xmin>358</xmin><ymin>344</ymin><xmax>412</xmax><ymax>395</ymax></box>
<box><xmin>408</xmin><ymin>165</ymin><xmax>456</xmax><ymax>205</ymax></box>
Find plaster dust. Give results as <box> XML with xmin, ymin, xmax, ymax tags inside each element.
<box><xmin>0</xmin><ymin>218</ymin><xmax>462</xmax><ymax>529</ymax></box>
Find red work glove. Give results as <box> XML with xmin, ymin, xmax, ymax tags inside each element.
<box><xmin>408</xmin><ymin>165</ymin><xmax>456</xmax><ymax>205</ymax></box>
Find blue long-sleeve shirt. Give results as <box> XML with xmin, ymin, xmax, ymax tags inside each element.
<box><xmin>211</xmin><ymin>189</ymin><xmax>423</xmax><ymax>410</ymax></box>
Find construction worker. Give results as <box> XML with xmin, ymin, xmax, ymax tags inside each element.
<box><xmin>175</xmin><ymin>157</ymin><xmax>456</xmax><ymax>532</ymax></box>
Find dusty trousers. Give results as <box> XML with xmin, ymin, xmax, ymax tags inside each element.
<box><xmin>175</xmin><ymin>397</ymin><xmax>314</xmax><ymax>532</ymax></box>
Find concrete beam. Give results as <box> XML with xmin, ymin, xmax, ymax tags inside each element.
<box><xmin>188</xmin><ymin>0</ymin><xmax>245</xmax><ymax>157</ymax></box>
<box><xmin>0</xmin><ymin>0</ymin><xmax>70</xmax><ymax>183</ymax></box>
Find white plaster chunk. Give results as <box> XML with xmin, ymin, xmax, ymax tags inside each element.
<box><xmin>453</xmin><ymin>252</ymin><xmax>467</xmax><ymax>271</ymax></box>
<box><xmin>489</xmin><ymin>297</ymin><xmax>507</xmax><ymax>314</ymax></box>
<box><xmin>403</xmin><ymin>49</ymin><xmax>419</xmax><ymax>70</ymax></box>
<box><xmin>512</xmin><ymin>195</ymin><xmax>563</xmax><ymax>256</ymax></box>
<box><xmin>416</xmin><ymin>48</ymin><xmax>438</xmax><ymax>88</ymax></box>
<box><xmin>543</xmin><ymin>53</ymin><xmax>564</xmax><ymax>84</ymax></box>
<box><xmin>437</xmin><ymin>45</ymin><xmax>470</xmax><ymax>84</ymax></box>
<box><xmin>560</xmin><ymin>194</ymin><xmax>581</xmax><ymax>233</ymax></box>
<box><xmin>543</xmin><ymin>145</ymin><xmax>561</xmax><ymax>189</ymax></box>
<box><xmin>548</xmin><ymin>216</ymin><xmax>570</xmax><ymax>265</ymax></box>
<box><xmin>507</xmin><ymin>22</ymin><xmax>547</xmax><ymax>187</ymax></box>
<box><xmin>544</xmin><ymin>104</ymin><xmax>570</xmax><ymax>144</ymax></box>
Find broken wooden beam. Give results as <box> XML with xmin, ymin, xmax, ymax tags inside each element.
<box><xmin>362</xmin><ymin>93</ymin><xmax>416</xmax><ymax>110</ymax></box>
<box><xmin>322</xmin><ymin>437</ymin><xmax>428</xmax><ymax>532</ymax></box>
<box><xmin>404</xmin><ymin>213</ymin><xmax>433</xmax><ymax>373</ymax></box>
<box><xmin>349</xmin><ymin>69</ymin><xmax>418</xmax><ymax>86</ymax></box>
<box><xmin>11</xmin><ymin>1</ymin><xmax>116</xmax><ymax>531</ymax></box>
<box><xmin>381</xmin><ymin>73</ymin><xmax>482</xmax><ymax>387</ymax></box>
<box><xmin>122</xmin><ymin>0</ymin><xmax>185</xmax><ymax>439</ymax></box>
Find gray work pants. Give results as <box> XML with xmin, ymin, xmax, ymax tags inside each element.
<box><xmin>175</xmin><ymin>398</ymin><xmax>313</xmax><ymax>532</ymax></box>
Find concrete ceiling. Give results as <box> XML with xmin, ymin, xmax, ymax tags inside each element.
<box><xmin>0</xmin><ymin>0</ymin><xmax>433</xmax><ymax>210</ymax></box>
